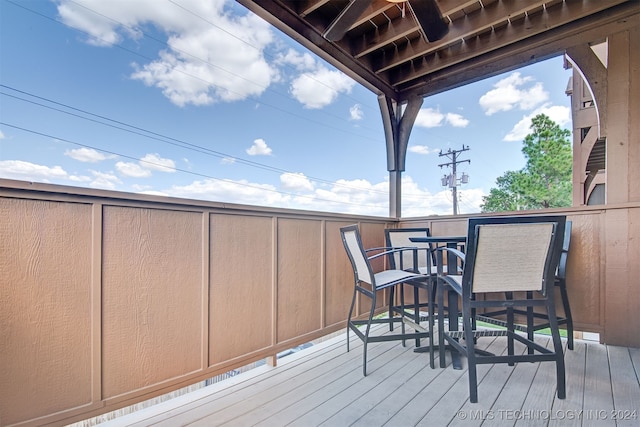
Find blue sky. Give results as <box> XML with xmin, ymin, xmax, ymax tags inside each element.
<box><xmin>0</xmin><ymin>0</ymin><xmax>572</xmax><ymax>217</ymax></box>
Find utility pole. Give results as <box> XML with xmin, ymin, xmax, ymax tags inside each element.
<box><xmin>439</xmin><ymin>145</ymin><xmax>470</xmax><ymax>215</ymax></box>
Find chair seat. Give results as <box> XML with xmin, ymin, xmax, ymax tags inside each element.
<box><xmin>374</xmin><ymin>269</ymin><xmax>426</xmax><ymax>288</ymax></box>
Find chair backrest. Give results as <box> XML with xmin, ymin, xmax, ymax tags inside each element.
<box><xmin>557</xmin><ymin>220</ymin><xmax>572</xmax><ymax>279</ymax></box>
<box><xmin>384</xmin><ymin>228</ymin><xmax>432</xmax><ymax>272</ymax></box>
<box><xmin>463</xmin><ymin>216</ymin><xmax>566</xmax><ymax>296</ymax></box>
<box><xmin>340</xmin><ymin>225</ymin><xmax>374</xmax><ymax>286</ymax></box>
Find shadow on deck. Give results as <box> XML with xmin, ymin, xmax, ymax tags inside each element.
<box><xmin>91</xmin><ymin>325</ymin><xmax>640</xmax><ymax>427</ymax></box>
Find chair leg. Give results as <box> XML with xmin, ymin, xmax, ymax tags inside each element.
<box><xmin>362</xmin><ymin>290</ymin><xmax>378</xmax><ymax>376</ymax></box>
<box><xmin>414</xmin><ymin>285</ymin><xmax>421</xmax><ymax>347</ymax></box>
<box><xmin>558</xmin><ymin>279</ymin><xmax>574</xmax><ymax>350</ymax></box>
<box><xmin>346</xmin><ymin>284</ymin><xmax>358</xmax><ymax>354</ymax></box>
<box><xmin>427</xmin><ymin>281</ymin><xmax>435</xmax><ymax>369</ymax></box>
<box><xmin>526</xmin><ymin>291</ymin><xmax>535</xmax><ymax>355</ymax></box>
<box><xmin>388</xmin><ymin>286</ymin><xmax>395</xmax><ymax>332</ymax></box>
<box><xmin>437</xmin><ymin>278</ymin><xmax>447</xmax><ymax>368</ymax></box>
<box><xmin>462</xmin><ymin>303</ymin><xmax>479</xmax><ymax>403</ymax></box>
<box><xmin>546</xmin><ymin>298</ymin><xmax>566</xmax><ymax>399</ymax></box>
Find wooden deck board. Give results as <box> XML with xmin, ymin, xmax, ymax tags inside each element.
<box><xmin>481</xmin><ymin>339</ymin><xmax>549</xmax><ymax>427</ymax></box>
<box><xmin>608</xmin><ymin>346</ymin><xmax>640</xmax><ymax>426</ymax></box>
<box><xmin>583</xmin><ymin>342</ymin><xmax>616</xmax><ymax>426</ymax></box>
<box><xmin>100</xmin><ymin>329</ymin><xmax>639</xmax><ymax>427</ymax></box>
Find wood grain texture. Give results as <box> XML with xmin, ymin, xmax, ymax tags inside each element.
<box><xmin>565</xmin><ymin>214</ymin><xmax>603</xmax><ymax>332</ymax></box>
<box><xmin>209</xmin><ymin>214</ymin><xmax>273</xmax><ymax>364</ymax></box>
<box><xmin>276</xmin><ymin>218</ymin><xmax>322</xmax><ymax>343</ymax></box>
<box><xmin>101</xmin><ymin>206</ymin><xmax>204</xmax><ymax>399</ymax></box>
<box><xmin>0</xmin><ymin>198</ymin><xmax>93</xmax><ymax>425</ymax></box>
<box><xmin>324</xmin><ymin>221</ymin><xmax>355</xmax><ymax>327</ymax></box>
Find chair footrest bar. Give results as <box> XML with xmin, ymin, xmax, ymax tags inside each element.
<box><xmin>475</xmin><ymin>315</ymin><xmax>528</xmax><ymax>332</ymax></box>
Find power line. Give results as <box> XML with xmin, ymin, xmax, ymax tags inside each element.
<box><xmin>0</xmin><ymin>121</ymin><xmax>391</xmax><ymax>210</ymax></box>
<box><xmin>438</xmin><ymin>145</ymin><xmax>471</xmax><ymax>215</ymax></box>
<box><xmin>0</xmin><ymin>85</ymin><xmax>398</xmax><ymax>197</ymax></box>
<box><xmin>2</xmin><ymin>1</ymin><xmax>473</xmax><ymax>203</ymax></box>
<box><xmin>7</xmin><ymin>0</ymin><xmax>382</xmax><ymax>134</ymax></box>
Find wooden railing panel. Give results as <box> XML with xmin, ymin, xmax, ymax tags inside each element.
<box><xmin>565</xmin><ymin>212</ymin><xmax>603</xmax><ymax>332</ymax></box>
<box><xmin>2</xmin><ymin>179</ymin><xmax>638</xmax><ymax>426</ymax></box>
<box><xmin>101</xmin><ymin>206</ymin><xmax>204</xmax><ymax>400</ymax></box>
<box><xmin>0</xmin><ymin>198</ymin><xmax>93</xmax><ymax>425</ymax></box>
<box><xmin>604</xmin><ymin>206</ymin><xmax>640</xmax><ymax>346</ymax></box>
<box><xmin>324</xmin><ymin>220</ymin><xmax>356</xmax><ymax>327</ymax></box>
<box><xmin>276</xmin><ymin>218</ymin><xmax>323</xmax><ymax>343</ymax></box>
<box><xmin>209</xmin><ymin>214</ymin><xmax>274</xmax><ymax>364</ymax></box>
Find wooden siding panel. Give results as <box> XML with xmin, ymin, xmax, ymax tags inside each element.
<box><xmin>604</xmin><ymin>208</ymin><xmax>640</xmax><ymax>347</ymax></box>
<box><xmin>0</xmin><ymin>198</ymin><xmax>93</xmax><ymax>425</ymax></box>
<box><xmin>101</xmin><ymin>206</ymin><xmax>204</xmax><ymax>399</ymax></box>
<box><xmin>209</xmin><ymin>214</ymin><xmax>273</xmax><ymax>364</ymax></box>
<box><xmin>324</xmin><ymin>221</ymin><xmax>354</xmax><ymax>327</ymax></box>
<box><xmin>277</xmin><ymin>218</ymin><xmax>322</xmax><ymax>342</ymax></box>
<box><xmin>566</xmin><ymin>214</ymin><xmax>603</xmax><ymax>332</ymax></box>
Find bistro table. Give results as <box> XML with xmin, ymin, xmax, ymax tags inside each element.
<box><xmin>409</xmin><ymin>235</ymin><xmax>466</xmax><ymax>369</ymax></box>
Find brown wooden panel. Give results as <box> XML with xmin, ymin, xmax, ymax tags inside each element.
<box><xmin>604</xmin><ymin>208</ymin><xmax>640</xmax><ymax>347</ymax></box>
<box><xmin>209</xmin><ymin>214</ymin><xmax>273</xmax><ymax>364</ymax></box>
<box><xmin>277</xmin><ymin>218</ymin><xmax>322</xmax><ymax>342</ymax></box>
<box><xmin>565</xmin><ymin>214</ymin><xmax>602</xmax><ymax>332</ymax></box>
<box><xmin>324</xmin><ymin>221</ymin><xmax>355</xmax><ymax>327</ymax></box>
<box><xmin>102</xmin><ymin>206</ymin><xmax>203</xmax><ymax>399</ymax></box>
<box><xmin>0</xmin><ymin>198</ymin><xmax>92</xmax><ymax>425</ymax></box>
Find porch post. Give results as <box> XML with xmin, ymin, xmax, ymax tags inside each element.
<box><xmin>378</xmin><ymin>94</ymin><xmax>423</xmax><ymax>218</ymax></box>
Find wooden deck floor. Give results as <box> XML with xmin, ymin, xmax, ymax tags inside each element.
<box><xmin>99</xmin><ymin>325</ymin><xmax>640</xmax><ymax>427</ymax></box>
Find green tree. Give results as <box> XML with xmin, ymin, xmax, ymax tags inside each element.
<box><xmin>481</xmin><ymin>114</ymin><xmax>572</xmax><ymax>213</ymax></box>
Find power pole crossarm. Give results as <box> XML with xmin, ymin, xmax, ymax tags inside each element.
<box><xmin>438</xmin><ymin>145</ymin><xmax>471</xmax><ymax>215</ymax></box>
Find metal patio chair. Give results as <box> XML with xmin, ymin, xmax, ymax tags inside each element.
<box><xmin>384</xmin><ymin>228</ymin><xmax>434</xmax><ymax>346</ymax></box>
<box><xmin>481</xmin><ymin>221</ymin><xmax>575</xmax><ymax>350</ymax></box>
<box><xmin>436</xmin><ymin>216</ymin><xmax>567</xmax><ymax>403</ymax></box>
<box><xmin>340</xmin><ymin>224</ymin><xmax>435</xmax><ymax>375</ymax></box>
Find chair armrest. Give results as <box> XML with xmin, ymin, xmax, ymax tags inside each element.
<box><xmin>367</xmin><ymin>246</ymin><xmax>432</xmax><ymax>273</ymax></box>
<box><xmin>435</xmin><ymin>247</ymin><xmax>465</xmax><ymax>276</ymax></box>
<box><xmin>366</xmin><ymin>246</ymin><xmax>424</xmax><ymax>260</ymax></box>
<box><xmin>364</xmin><ymin>246</ymin><xmax>393</xmax><ymax>253</ymax></box>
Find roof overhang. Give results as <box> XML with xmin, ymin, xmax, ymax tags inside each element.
<box><xmin>237</xmin><ymin>0</ymin><xmax>638</xmax><ymax>102</ymax></box>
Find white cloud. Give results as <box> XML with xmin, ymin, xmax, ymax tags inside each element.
<box><xmin>246</xmin><ymin>138</ymin><xmax>272</xmax><ymax>156</ymax></box>
<box><xmin>277</xmin><ymin>49</ymin><xmax>316</xmax><ymax>71</ymax></box>
<box><xmin>0</xmin><ymin>160</ymin><xmax>69</xmax><ymax>181</ymax></box>
<box><xmin>349</xmin><ymin>104</ymin><xmax>364</xmax><ymax>121</ymax></box>
<box><xmin>140</xmin><ymin>153</ymin><xmax>176</xmax><ymax>172</ymax></box>
<box><xmin>408</xmin><ymin>145</ymin><xmax>435</xmax><ymax>155</ymax></box>
<box><xmin>89</xmin><ymin>170</ymin><xmax>122</xmax><ymax>190</ymax></box>
<box><xmin>415</xmin><ymin>108</ymin><xmax>445</xmax><ymax>128</ymax></box>
<box><xmin>115</xmin><ymin>161</ymin><xmax>152</xmax><ymax>178</ymax></box>
<box><xmin>65</xmin><ymin>147</ymin><xmax>116</xmax><ymax>162</ymax></box>
<box><xmin>479</xmin><ymin>72</ymin><xmax>549</xmax><ymax>115</ymax></box>
<box><xmin>280</xmin><ymin>172</ymin><xmax>314</xmax><ymax>192</ymax></box>
<box><xmin>0</xmin><ymin>160</ymin><xmax>95</xmax><ymax>186</ymax></box>
<box><xmin>0</xmin><ymin>130</ymin><xmax>5</xmax><ymax>139</ymax></box>
<box><xmin>503</xmin><ymin>104</ymin><xmax>571</xmax><ymax>142</ymax></box>
<box><xmin>221</xmin><ymin>157</ymin><xmax>236</xmax><ymax>164</ymax></box>
<box><xmin>446</xmin><ymin>113</ymin><xmax>469</xmax><ymax>127</ymax></box>
<box><xmin>57</xmin><ymin>0</ymin><xmax>277</xmax><ymax>106</ymax></box>
<box><xmin>290</xmin><ymin>65</ymin><xmax>355</xmax><ymax>109</ymax></box>
<box><xmin>155</xmin><ymin>172</ymin><xmax>483</xmax><ymax>216</ymax></box>
<box><xmin>415</xmin><ymin>108</ymin><xmax>469</xmax><ymax>128</ymax></box>
<box><xmin>166</xmin><ymin>178</ymin><xmax>290</xmax><ymax>207</ymax></box>
<box><xmin>399</xmin><ymin>177</ymin><xmax>484</xmax><ymax>217</ymax></box>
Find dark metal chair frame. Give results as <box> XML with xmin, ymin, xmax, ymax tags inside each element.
<box><xmin>481</xmin><ymin>221</ymin><xmax>574</xmax><ymax>350</ymax></box>
<box><xmin>436</xmin><ymin>215</ymin><xmax>567</xmax><ymax>403</ymax></box>
<box><xmin>340</xmin><ymin>225</ymin><xmax>434</xmax><ymax>375</ymax></box>
<box><xmin>383</xmin><ymin>228</ymin><xmax>435</xmax><ymax>342</ymax></box>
